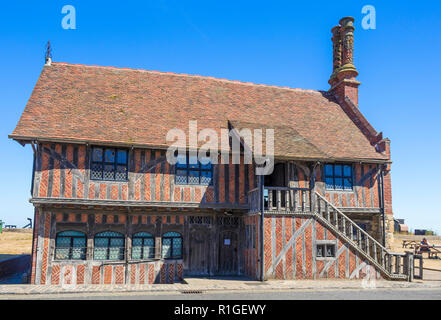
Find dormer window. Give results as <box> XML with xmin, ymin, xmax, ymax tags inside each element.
<box><xmin>90</xmin><ymin>147</ymin><xmax>128</xmax><ymax>181</ymax></box>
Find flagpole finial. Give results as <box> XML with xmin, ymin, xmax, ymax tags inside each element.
<box><xmin>45</xmin><ymin>40</ymin><xmax>52</xmax><ymax>66</ymax></box>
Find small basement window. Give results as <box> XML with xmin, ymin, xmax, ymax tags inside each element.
<box><xmin>90</xmin><ymin>147</ymin><xmax>128</xmax><ymax>181</ymax></box>
<box><xmin>316</xmin><ymin>244</ymin><xmax>336</xmax><ymax>258</ymax></box>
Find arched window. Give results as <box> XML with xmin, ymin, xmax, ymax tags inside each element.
<box><xmin>162</xmin><ymin>232</ymin><xmax>182</xmax><ymax>259</ymax></box>
<box><xmin>55</xmin><ymin>231</ymin><xmax>87</xmax><ymax>260</ymax></box>
<box><xmin>94</xmin><ymin>231</ymin><xmax>125</xmax><ymax>260</ymax></box>
<box><xmin>132</xmin><ymin>232</ymin><xmax>155</xmax><ymax>259</ymax></box>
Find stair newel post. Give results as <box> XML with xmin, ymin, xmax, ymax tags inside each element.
<box><xmin>334</xmin><ymin>210</ymin><xmax>339</xmax><ymax>230</ymax></box>
<box><xmin>325</xmin><ymin>203</ymin><xmax>330</xmax><ymax>222</ymax></box>
<box><xmin>405</xmin><ymin>252</ymin><xmax>414</xmax><ymax>282</ymax></box>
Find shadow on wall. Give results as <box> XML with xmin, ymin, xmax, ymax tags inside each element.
<box><xmin>0</xmin><ymin>255</ymin><xmax>31</xmax><ymax>284</ymax></box>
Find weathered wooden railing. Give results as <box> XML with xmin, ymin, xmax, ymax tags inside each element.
<box><xmin>264</xmin><ymin>187</ymin><xmax>311</xmax><ymax>212</ymax></box>
<box><xmin>247</xmin><ymin>185</ymin><xmax>414</xmax><ymax>280</ymax></box>
<box><xmin>314</xmin><ymin>192</ymin><xmax>412</xmax><ymax>280</ymax></box>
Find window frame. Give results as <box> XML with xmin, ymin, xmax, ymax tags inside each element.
<box><xmin>131</xmin><ymin>232</ymin><xmax>155</xmax><ymax>260</ymax></box>
<box><xmin>54</xmin><ymin>230</ymin><xmax>87</xmax><ymax>261</ymax></box>
<box><xmin>174</xmin><ymin>152</ymin><xmax>213</xmax><ymax>186</ymax></box>
<box><xmin>324</xmin><ymin>163</ymin><xmax>353</xmax><ymax>191</ymax></box>
<box><xmin>90</xmin><ymin>146</ymin><xmax>129</xmax><ymax>182</ymax></box>
<box><xmin>161</xmin><ymin>232</ymin><xmax>183</xmax><ymax>259</ymax></box>
<box><xmin>93</xmin><ymin>231</ymin><xmax>125</xmax><ymax>261</ymax></box>
<box><xmin>316</xmin><ymin>241</ymin><xmax>337</xmax><ymax>259</ymax></box>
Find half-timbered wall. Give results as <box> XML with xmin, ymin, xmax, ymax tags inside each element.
<box><xmin>286</xmin><ymin>163</ymin><xmax>385</xmax><ymax>240</ymax></box>
<box><xmin>33</xmin><ymin>143</ymin><xmax>256</xmax><ymax>207</ymax></box>
<box><xmin>32</xmin><ymin>208</ymin><xmax>255</xmax><ymax>285</ymax></box>
<box><xmin>287</xmin><ymin>162</ymin><xmax>382</xmax><ymax>210</ymax></box>
<box><xmin>34</xmin><ymin>210</ymin><xmax>186</xmax><ymax>285</ymax></box>
<box><xmin>316</xmin><ymin>163</ymin><xmax>381</xmax><ymax>209</ymax></box>
<box><xmin>263</xmin><ymin>215</ymin><xmax>383</xmax><ymax>280</ymax></box>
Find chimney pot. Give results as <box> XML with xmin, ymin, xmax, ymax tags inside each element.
<box><xmin>329</xmin><ymin>17</ymin><xmax>360</xmax><ymax>107</ymax></box>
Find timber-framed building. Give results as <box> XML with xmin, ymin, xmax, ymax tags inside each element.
<box><xmin>10</xmin><ymin>17</ymin><xmax>413</xmax><ymax>285</ymax></box>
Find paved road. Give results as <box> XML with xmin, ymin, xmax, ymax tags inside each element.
<box><xmin>3</xmin><ymin>288</ymin><xmax>441</xmax><ymax>300</ymax></box>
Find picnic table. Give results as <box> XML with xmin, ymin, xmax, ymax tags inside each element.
<box><xmin>414</xmin><ymin>244</ymin><xmax>441</xmax><ymax>259</ymax></box>
<box><xmin>402</xmin><ymin>240</ymin><xmax>419</xmax><ymax>249</ymax></box>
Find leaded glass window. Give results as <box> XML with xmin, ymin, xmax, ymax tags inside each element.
<box><xmin>132</xmin><ymin>232</ymin><xmax>155</xmax><ymax>259</ymax></box>
<box><xmin>93</xmin><ymin>231</ymin><xmax>125</xmax><ymax>260</ymax></box>
<box><xmin>324</xmin><ymin>164</ymin><xmax>353</xmax><ymax>191</ymax></box>
<box><xmin>90</xmin><ymin>147</ymin><xmax>128</xmax><ymax>181</ymax></box>
<box><xmin>175</xmin><ymin>153</ymin><xmax>213</xmax><ymax>185</ymax></box>
<box><xmin>55</xmin><ymin>231</ymin><xmax>87</xmax><ymax>260</ymax></box>
<box><xmin>162</xmin><ymin>232</ymin><xmax>182</xmax><ymax>259</ymax></box>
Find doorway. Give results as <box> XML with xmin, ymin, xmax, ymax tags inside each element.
<box><xmin>218</xmin><ymin>230</ymin><xmax>239</xmax><ymax>275</ymax></box>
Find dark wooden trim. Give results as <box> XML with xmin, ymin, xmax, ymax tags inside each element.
<box><xmin>30</xmin><ymin>197</ymin><xmax>249</xmax><ymax>210</ymax></box>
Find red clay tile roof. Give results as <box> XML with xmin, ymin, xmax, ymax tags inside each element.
<box><xmin>10</xmin><ymin>62</ymin><xmax>388</xmax><ymax>161</ymax></box>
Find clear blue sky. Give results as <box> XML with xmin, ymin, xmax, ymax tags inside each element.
<box><xmin>0</xmin><ymin>1</ymin><xmax>440</xmax><ymax>233</ymax></box>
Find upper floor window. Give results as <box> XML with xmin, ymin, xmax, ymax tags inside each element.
<box><xmin>324</xmin><ymin>164</ymin><xmax>353</xmax><ymax>191</ymax></box>
<box><xmin>132</xmin><ymin>232</ymin><xmax>155</xmax><ymax>259</ymax></box>
<box><xmin>175</xmin><ymin>153</ymin><xmax>212</xmax><ymax>185</ymax></box>
<box><xmin>91</xmin><ymin>147</ymin><xmax>128</xmax><ymax>181</ymax></box>
<box><xmin>93</xmin><ymin>231</ymin><xmax>125</xmax><ymax>260</ymax></box>
<box><xmin>55</xmin><ymin>231</ymin><xmax>87</xmax><ymax>260</ymax></box>
<box><xmin>162</xmin><ymin>232</ymin><xmax>183</xmax><ymax>259</ymax></box>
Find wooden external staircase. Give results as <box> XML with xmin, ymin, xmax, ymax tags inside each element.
<box><xmin>249</xmin><ymin>186</ymin><xmax>414</xmax><ymax>281</ymax></box>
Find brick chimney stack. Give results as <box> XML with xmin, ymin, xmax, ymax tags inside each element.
<box><xmin>329</xmin><ymin>17</ymin><xmax>360</xmax><ymax>106</ymax></box>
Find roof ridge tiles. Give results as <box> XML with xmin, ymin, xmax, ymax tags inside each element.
<box><xmin>51</xmin><ymin>61</ymin><xmax>323</xmax><ymax>95</ymax></box>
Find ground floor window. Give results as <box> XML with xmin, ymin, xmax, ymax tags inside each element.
<box><xmin>162</xmin><ymin>232</ymin><xmax>182</xmax><ymax>259</ymax></box>
<box><xmin>132</xmin><ymin>232</ymin><xmax>155</xmax><ymax>259</ymax></box>
<box><xmin>316</xmin><ymin>243</ymin><xmax>336</xmax><ymax>258</ymax></box>
<box><xmin>94</xmin><ymin>231</ymin><xmax>125</xmax><ymax>260</ymax></box>
<box><xmin>55</xmin><ymin>231</ymin><xmax>87</xmax><ymax>260</ymax></box>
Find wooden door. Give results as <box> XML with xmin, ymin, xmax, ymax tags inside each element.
<box><xmin>188</xmin><ymin>230</ymin><xmax>210</xmax><ymax>275</ymax></box>
<box><xmin>218</xmin><ymin>230</ymin><xmax>239</xmax><ymax>275</ymax></box>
